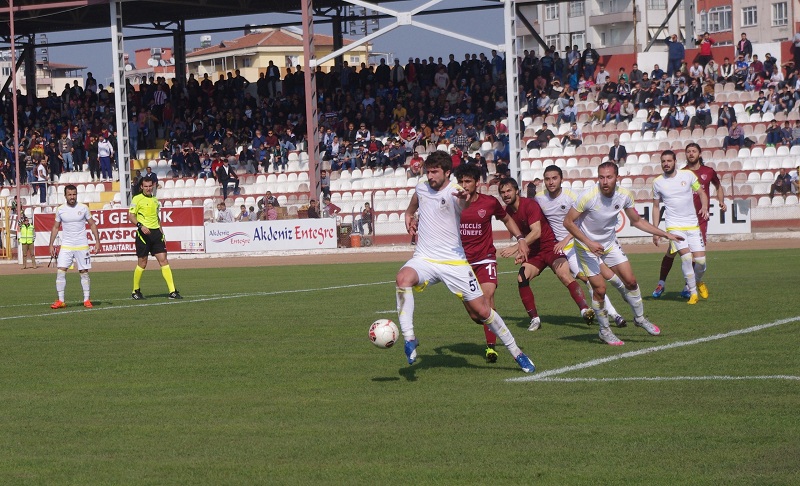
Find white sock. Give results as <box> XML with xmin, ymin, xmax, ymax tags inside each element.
<box><xmin>482</xmin><ymin>310</ymin><xmax>522</xmax><ymax>357</ymax></box>
<box><xmin>694</xmin><ymin>256</ymin><xmax>707</xmax><ymax>283</ymax></box>
<box><xmin>623</xmin><ymin>285</ymin><xmax>644</xmax><ymax>319</ymax></box>
<box><xmin>607</xmin><ymin>273</ymin><xmax>627</xmax><ymax>297</ymax></box>
<box><xmin>56</xmin><ymin>270</ymin><xmax>67</xmax><ymax>301</ymax></box>
<box><xmin>591</xmin><ymin>297</ymin><xmax>611</xmax><ymax>329</ymax></box>
<box><xmin>680</xmin><ymin>253</ymin><xmax>697</xmax><ymax>294</ymax></box>
<box><xmin>80</xmin><ymin>272</ymin><xmax>91</xmax><ymax>301</ymax></box>
<box><xmin>587</xmin><ymin>282</ymin><xmax>620</xmax><ymax>318</ymax></box>
<box><xmin>396</xmin><ymin>287</ymin><xmax>415</xmax><ymax>341</ymax></box>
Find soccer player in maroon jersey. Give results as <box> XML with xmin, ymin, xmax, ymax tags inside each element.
<box><xmin>652</xmin><ymin>143</ymin><xmax>726</xmax><ymax>300</ymax></box>
<box><xmin>497</xmin><ymin>178</ymin><xmax>594</xmax><ymax>330</ymax></box>
<box><xmin>455</xmin><ymin>164</ymin><xmax>529</xmax><ymax>363</ymax></box>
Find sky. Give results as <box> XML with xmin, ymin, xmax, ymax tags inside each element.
<box><xmin>41</xmin><ymin>0</ymin><xmax>505</xmax><ymax>86</ymax></box>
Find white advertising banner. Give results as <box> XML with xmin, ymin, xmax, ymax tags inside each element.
<box><xmin>616</xmin><ymin>198</ymin><xmax>751</xmax><ymax>237</ymax></box>
<box><xmin>205</xmin><ymin>219</ymin><xmax>338</xmax><ymax>253</ymax></box>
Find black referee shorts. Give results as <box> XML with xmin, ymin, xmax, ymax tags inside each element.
<box><xmin>136</xmin><ymin>227</ymin><xmax>167</xmax><ymax>257</ymax></box>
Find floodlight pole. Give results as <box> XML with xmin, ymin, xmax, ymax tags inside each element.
<box><xmin>301</xmin><ymin>0</ymin><xmax>321</xmax><ymax>202</ymax></box>
<box><xmin>110</xmin><ymin>0</ymin><xmax>132</xmax><ymax>207</ymax></box>
<box><xmin>503</xmin><ymin>0</ymin><xmax>521</xmax><ymax>184</ymax></box>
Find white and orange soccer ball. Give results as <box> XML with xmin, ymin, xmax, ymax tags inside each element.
<box><xmin>369</xmin><ymin>319</ymin><xmax>399</xmax><ymax>348</ymax></box>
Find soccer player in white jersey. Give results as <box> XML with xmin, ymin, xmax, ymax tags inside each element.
<box><xmin>395</xmin><ymin>150</ymin><xmax>535</xmax><ymax>372</ymax></box>
<box><xmin>652</xmin><ymin>150</ymin><xmax>709</xmax><ymax>304</ymax></box>
<box><xmin>564</xmin><ymin>162</ymin><xmax>682</xmax><ymax>345</ymax></box>
<box><xmin>535</xmin><ymin>165</ymin><xmax>627</xmax><ymax>327</ymax></box>
<box><xmin>48</xmin><ymin>184</ymin><xmax>101</xmax><ymax>309</ymax></box>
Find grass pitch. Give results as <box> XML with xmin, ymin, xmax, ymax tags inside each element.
<box><xmin>1</xmin><ymin>249</ymin><xmax>798</xmax><ymax>485</ymax></box>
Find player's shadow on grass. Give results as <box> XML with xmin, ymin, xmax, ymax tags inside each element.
<box><xmin>397</xmin><ymin>342</ymin><xmax>517</xmax><ymax>381</ymax></box>
<box><xmin>510</xmin><ymin>314</ymin><xmax>589</xmax><ymax>332</ymax></box>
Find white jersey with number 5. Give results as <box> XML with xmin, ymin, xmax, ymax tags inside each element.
<box><xmin>573</xmin><ymin>184</ymin><xmax>635</xmax><ymax>251</ymax></box>
<box><xmin>55</xmin><ymin>202</ymin><xmax>92</xmax><ymax>250</ymax></box>
<box><xmin>414</xmin><ymin>180</ymin><xmax>468</xmax><ymax>263</ymax></box>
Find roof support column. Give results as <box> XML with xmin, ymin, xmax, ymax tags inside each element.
<box><xmin>110</xmin><ymin>0</ymin><xmax>131</xmax><ymax>206</ymax></box>
<box><xmin>504</xmin><ymin>0</ymin><xmax>521</xmax><ymax>185</ymax></box>
<box><xmin>301</xmin><ymin>0</ymin><xmax>321</xmax><ymax>202</ymax></box>
<box><xmin>173</xmin><ymin>20</ymin><xmax>187</xmax><ymax>89</ymax></box>
<box><xmin>24</xmin><ymin>34</ymin><xmax>35</xmax><ymax>102</ymax></box>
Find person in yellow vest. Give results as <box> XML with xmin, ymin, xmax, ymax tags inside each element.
<box><xmin>18</xmin><ymin>215</ymin><xmax>37</xmax><ymax>269</ymax></box>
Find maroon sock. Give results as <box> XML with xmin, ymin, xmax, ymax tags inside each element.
<box><xmin>567</xmin><ymin>280</ymin><xmax>589</xmax><ymax>310</ymax></box>
<box><xmin>659</xmin><ymin>254</ymin><xmax>675</xmax><ymax>282</ymax></box>
<box><xmin>519</xmin><ymin>285</ymin><xmax>538</xmax><ymax>318</ymax></box>
<box><xmin>483</xmin><ymin>324</ymin><xmax>497</xmax><ymax>346</ymax></box>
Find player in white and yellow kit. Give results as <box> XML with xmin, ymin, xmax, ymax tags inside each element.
<box><xmin>652</xmin><ymin>150</ymin><xmax>709</xmax><ymax>304</ymax></box>
<box><xmin>535</xmin><ymin>165</ymin><xmax>627</xmax><ymax>327</ymax></box>
<box><xmin>395</xmin><ymin>151</ymin><xmax>535</xmax><ymax>372</ymax></box>
<box><xmin>564</xmin><ymin>162</ymin><xmax>682</xmax><ymax>346</ymax></box>
<box><xmin>48</xmin><ymin>184</ymin><xmax>100</xmax><ymax>309</ymax></box>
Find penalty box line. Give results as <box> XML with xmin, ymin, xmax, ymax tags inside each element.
<box><xmin>0</xmin><ymin>280</ymin><xmax>397</xmax><ymax>322</ymax></box>
<box><xmin>507</xmin><ymin>315</ymin><xmax>800</xmax><ymax>383</ymax></box>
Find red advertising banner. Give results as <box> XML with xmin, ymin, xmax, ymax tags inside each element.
<box><xmin>33</xmin><ymin>207</ymin><xmax>206</xmax><ymax>256</ymax></box>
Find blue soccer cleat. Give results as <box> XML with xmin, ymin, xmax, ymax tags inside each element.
<box><xmin>679</xmin><ymin>289</ymin><xmax>692</xmax><ymax>299</ymax></box>
<box><xmin>515</xmin><ymin>353</ymin><xmax>536</xmax><ymax>373</ymax></box>
<box><xmin>404</xmin><ymin>339</ymin><xmax>419</xmax><ymax>365</ymax></box>
<box><xmin>652</xmin><ymin>283</ymin><xmax>665</xmax><ymax>298</ymax></box>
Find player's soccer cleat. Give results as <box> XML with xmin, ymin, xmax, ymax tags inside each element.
<box><xmin>83</xmin><ymin>300</ymin><xmax>93</xmax><ymax>308</ymax></box>
<box><xmin>131</xmin><ymin>289</ymin><xmax>145</xmax><ymax>300</ymax></box>
<box><xmin>599</xmin><ymin>327</ymin><xmax>625</xmax><ymax>346</ymax></box>
<box><xmin>614</xmin><ymin>314</ymin><xmax>628</xmax><ymax>328</ymax></box>
<box><xmin>652</xmin><ymin>283</ymin><xmax>665</xmax><ymax>298</ymax></box>
<box><xmin>679</xmin><ymin>289</ymin><xmax>692</xmax><ymax>299</ymax></box>
<box><xmin>485</xmin><ymin>347</ymin><xmax>498</xmax><ymax>363</ymax></box>
<box><xmin>634</xmin><ymin>317</ymin><xmax>661</xmax><ymax>336</ymax></box>
<box><xmin>514</xmin><ymin>353</ymin><xmax>536</xmax><ymax>373</ymax></box>
<box><xmin>527</xmin><ymin>316</ymin><xmax>541</xmax><ymax>331</ymax></box>
<box><xmin>697</xmin><ymin>282</ymin><xmax>709</xmax><ymax>299</ymax></box>
<box><xmin>168</xmin><ymin>291</ymin><xmax>183</xmax><ymax>300</ymax></box>
<box><xmin>687</xmin><ymin>294</ymin><xmax>699</xmax><ymax>305</ymax></box>
<box><xmin>50</xmin><ymin>300</ymin><xmax>66</xmax><ymax>309</ymax></box>
<box><xmin>404</xmin><ymin>339</ymin><xmax>419</xmax><ymax>365</ymax></box>
<box><xmin>581</xmin><ymin>308</ymin><xmax>595</xmax><ymax>326</ymax></box>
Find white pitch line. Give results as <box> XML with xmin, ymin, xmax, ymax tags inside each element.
<box><xmin>508</xmin><ymin>315</ymin><xmax>800</xmax><ymax>383</ymax></box>
<box><xmin>0</xmin><ymin>280</ymin><xmax>396</xmax><ymax>322</ymax></box>
<box><xmin>374</xmin><ymin>310</ymin><xmax>396</xmax><ymax>314</ymax></box>
<box><xmin>533</xmin><ymin>375</ymin><xmax>800</xmax><ymax>383</ymax></box>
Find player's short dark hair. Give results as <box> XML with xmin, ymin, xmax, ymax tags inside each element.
<box><xmin>454</xmin><ymin>163</ymin><xmax>481</xmax><ymax>182</ymax></box>
<box><xmin>543</xmin><ymin>165</ymin><xmax>562</xmax><ymax>178</ymax></box>
<box><xmin>64</xmin><ymin>184</ymin><xmax>77</xmax><ymax>194</ymax></box>
<box><xmin>660</xmin><ymin>150</ymin><xmax>676</xmax><ymax>160</ymax></box>
<box><xmin>598</xmin><ymin>161</ymin><xmax>619</xmax><ymax>175</ymax></box>
<box><xmin>423</xmin><ymin>150</ymin><xmax>452</xmax><ymax>173</ymax></box>
<box><xmin>498</xmin><ymin>177</ymin><xmax>519</xmax><ymax>191</ymax></box>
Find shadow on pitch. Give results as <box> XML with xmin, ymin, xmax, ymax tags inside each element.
<box><xmin>397</xmin><ymin>342</ymin><xmax>518</xmax><ymax>381</ymax></box>
<box><xmin>510</xmin><ymin>314</ymin><xmax>590</xmax><ymax>332</ymax></box>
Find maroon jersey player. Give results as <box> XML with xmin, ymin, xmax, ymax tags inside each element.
<box><xmin>497</xmin><ymin>178</ymin><xmax>594</xmax><ymax>331</ymax></box>
<box><xmin>653</xmin><ymin>142</ymin><xmax>726</xmax><ymax>299</ymax></box>
<box><xmin>455</xmin><ymin>164</ymin><xmax>528</xmax><ymax>363</ymax></box>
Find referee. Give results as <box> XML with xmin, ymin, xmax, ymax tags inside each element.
<box><xmin>130</xmin><ymin>178</ymin><xmax>182</xmax><ymax>300</ymax></box>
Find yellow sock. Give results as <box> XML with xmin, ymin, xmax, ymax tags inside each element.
<box><xmin>133</xmin><ymin>266</ymin><xmax>144</xmax><ymax>291</ymax></box>
<box><xmin>161</xmin><ymin>264</ymin><xmax>176</xmax><ymax>293</ymax></box>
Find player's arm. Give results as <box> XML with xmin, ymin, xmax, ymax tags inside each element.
<box><xmin>564</xmin><ymin>207</ymin><xmax>604</xmax><ymax>255</ymax></box>
<box><xmin>87</xmin><ymin>212</ymin><xmax>101</xmax><ymax>254</ymax></box>
<box><xmin>695</xmin><ymin>185</ymin><xmax>710</xmax><ymax>221</ymax></box>
<box><xmin>48</xmin><ymin>218</ymin><xmax>60</xmax><ymax>256</ymax></box>
<box><xmin>404</xmin><ymin>193</ymin><xmax>419</xmax><ymax>235</ymax></box>
<box><xmin>651</xmin><ymin>197</ymin><xmax>662</xmax><ymax>246</ymax></box>
<box><xmin>625</xmin><ymin>206</ymin><xmax>683</xmax><ymax>242</ymax></box>
<box><xmin>499</xmin><ymin>213</ymin><xmax>529</xmax><ymax>260</ymax></box>
<box><xmin>711</xmin><ymin>175</ymin><xmax>726</xmax><ymax>211</ymax></box>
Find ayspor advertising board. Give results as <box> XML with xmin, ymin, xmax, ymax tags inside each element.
<box><xmin>33</xmin><ymin>207</ymin><xmax>206</xmax><ymax>256</ymax></box>
<box><xmin>615</xmin><ymin>198</ymin><xmax>751</xmax><ymax>237</ymax></box>
<box><xmin>205</xmin><ymin>218</ymin><xmax>338</xmax><ymax>253</ymax></box>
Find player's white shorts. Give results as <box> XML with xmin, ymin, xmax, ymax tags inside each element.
<box><xmin>668</xmin><ymin>227</ymin><xmax>705</xmax><ymax>254</ymax></box>
<box><xmin>402</xmin><ymin>257</ymin><xmax>484</xmax><ymax>302</ymax></box>
<box><xmin>57</xmin><ymin>248</ymin><xmax>92</xmax><ymax>271</ymax></box>
<box><xmin>564</xmin><ymin>242</ymin><xmax>582</xmax><ymax>278</ymax></box>
<box><xmin>574</xmin><ymin>240</ymin><xmax>628</xmax><ymax>277</ymax></box>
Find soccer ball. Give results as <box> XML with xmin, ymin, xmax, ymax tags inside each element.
<box><xmin>369</xmin><ymin>319</ymin><xmax>399</xmax><ymax>349</ymax></box>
